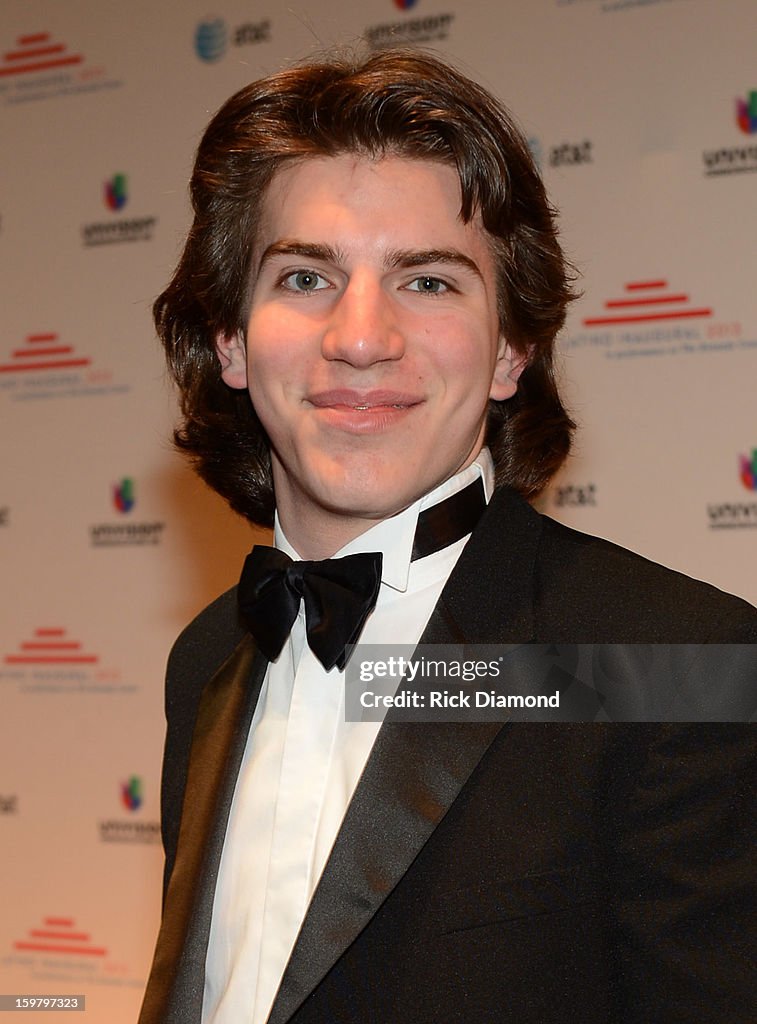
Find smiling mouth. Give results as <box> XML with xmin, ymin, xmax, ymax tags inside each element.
<box><xmin>307</xmin><ymin>391</ymin><xmax>422</xmax><ymax>433</ymax></box>
<box><xmin>308</xmin><ymin>390</ymin><xmax>422</xmax><ymax>411</ymax></box>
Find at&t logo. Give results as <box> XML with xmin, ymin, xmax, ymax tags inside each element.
<box><xmin>195</xmin><ymin>18</ymin><xmax>227</xmax><ymax>62</ymax></box>
<box><xmin>194</xmin><ymin>16</ymin><xmax>270</xmax><ymax>62</ymax></box>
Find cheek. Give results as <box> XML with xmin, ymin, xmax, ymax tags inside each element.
<box><xmin>433</xmin><ymin>329</ymin><xmax>499</xmax><ymax>398</ymax></box>
<box><xmin>245</xmin><ymin>317</ymin><xmax>297</xmax><ymax>395</ymax></box>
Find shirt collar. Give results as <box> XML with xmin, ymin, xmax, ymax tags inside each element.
<box><xmin>274</xmin><ymin>449</ymin><xmax>494</xmax><ymax>594</ymax></box>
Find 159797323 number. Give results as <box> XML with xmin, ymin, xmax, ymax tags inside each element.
<box><xmin>0</xmin><ymin>995</ymin><xmax>85</xmax><ymax>1011</ymax></box>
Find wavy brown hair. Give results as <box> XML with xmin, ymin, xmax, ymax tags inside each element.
<box><xmin>155</xmin><ymin>49</ymin><xmax>576</xmax><ymax>527</ymax></box>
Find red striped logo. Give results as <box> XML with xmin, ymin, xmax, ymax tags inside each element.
<box><xmin>582</xmin><ymin>279</ymin><xmax>714</xmax><ymax>327</ymax></box>
<box><xmin>4</xmin><ymin>627</ymin><xmax>99</xmax><ymax>666</ymax></box>
<box><xmin>0</xmin><ymin>333</ymin><xmax>91</xmax><ymax>374</ymax></box>
<box><xmin>13</xmin><ymin>916</ymin><xmax>107</xmax><ymax>957</ymax></box>
<box><xmin>0</xmin><ymin>32</ymin><xmax>84</xmax><ymax>77</ymax></box>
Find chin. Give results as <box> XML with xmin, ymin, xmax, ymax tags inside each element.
<box><xmin>316</xmin><ymin>466</ymin><xmax>421</xmax><ymax>521</ymax></box>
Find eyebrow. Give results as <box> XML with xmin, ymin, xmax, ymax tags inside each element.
<box><xmin>257</xmin><ymin>240</ymin><xmax>483</xmax><ymax>281</ymax></box>
<box><xmin>257</xmin><ymin>240</ymin><xmax>343</xmax><ymax>272</ymax></box>
<box><xmin>385</xmin><ymin>248</ymin><xmax>484</xmax><ymax>281</ymax></box>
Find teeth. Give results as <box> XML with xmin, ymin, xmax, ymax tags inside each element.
<box><xmin>351</xmin><ymin>403</ymin><xmax>406</xmax><ymax>410</ymax></box>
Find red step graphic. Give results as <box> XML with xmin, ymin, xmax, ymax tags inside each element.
<box><xmin>13</xmin><ymin>916</ymin><xmax>107</xmax><ymax>957</ymax></box>
<box><xmin>0</xmin><ymin>32</ymin><xmax>84</xmax><ymax>77</ymax></box>
<box><xmin>0</xmin><ymin>332</ymin><xmax>91</xmax><ymax>374</ymax></box>
<box><xmin>4</xmin><ymin>627</ymin><xmax>99</xmax><ymax>666</ymax></box>
<box><xmin>582</xmin><ymin>279</ymin><xmax>714</xmax><ymax>327</ymax></box>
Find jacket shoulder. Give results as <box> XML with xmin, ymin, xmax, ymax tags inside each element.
<box><xmin>536</xmin><ymin>513</ymin><xmax>757</xmax><ymax>641</ymax></box>
<box><xmin>165</xmin><ymin>585</ymin><xmax>246</xmax><ymax>712</ymax></box>
<box><xmin>159</xmin><ymin>586</ymin><xmax>248</xmax><ymax>894</ymax></box>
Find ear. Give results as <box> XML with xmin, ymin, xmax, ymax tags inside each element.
<box><xmin>489</xmin><ymin>339</ymin><xmax>529</xmax><ymax>401</ymax></box>
<box><xmin>215</xmin><ymin>331</ymin><xmax>248</xmax><ymax>390</ymax></box>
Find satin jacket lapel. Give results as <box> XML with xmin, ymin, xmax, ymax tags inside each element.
<box><xmin>267</xmin><ymin>487</ymin><xmax>542</xmax><ymax>1024</ymax></box>
<box><xmin>139</xmin><ymin>634</ymin><xmax>267</xmax><ymax>1024</ymax></box>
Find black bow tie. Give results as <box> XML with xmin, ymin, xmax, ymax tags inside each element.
<box><xmin>238</xmin><ymin>477</ymin><xmax>486</xmax><ymax>671</ymax></box>
<box><xmin>239</xmin><ymin>549</ymin><xmax>382</xmax><ymax>672</ymax></box>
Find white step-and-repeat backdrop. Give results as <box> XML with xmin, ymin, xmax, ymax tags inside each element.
<box><xmin>1</xmin><ymin>1</ymin><xmax>755</xmax><ymax>1019</ymax></box>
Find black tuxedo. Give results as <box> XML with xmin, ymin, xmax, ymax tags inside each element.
<box><xmin>139</xmin><ymin>487</ymin><xmax>757</xmax><ymax>1024</ymax></box>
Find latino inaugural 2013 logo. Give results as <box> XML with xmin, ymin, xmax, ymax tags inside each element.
<box><xmin>0</xmin><ymin>30</ymin><xmax>122</xmax><ymax>105</ymax></box>
<box><xmin>563</xmin><ymin>275</ymin><xmax>752</xmax><ymax>361</ymax></box>
<box><xmin>0</xmin><ymin>330</ymin><xmax>129</xmax><ymax>402</ymax></box>
<box><xmin>3</xmin><ymin>913</ymin><xmax>142</xmax><ymax>990</ymax></box>
<box><xmin>1</xmin><ymin>626</ymin><xmax>133</xmax><ymax>695</ymax></box>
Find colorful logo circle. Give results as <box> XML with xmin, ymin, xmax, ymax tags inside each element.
<box><xmin>739</xmin><ymin>451</ymin><xmax>757</xmax><ymax>491</ymax></box>
<box><xmin>736</xmin><ymin>92</ymin><xmax>757</xmax><ymax>135</ymax></box>
<box><xmin>195</xmin><ymin>18</ymin><xmax>228</xmax><ymax>62</ymax></box>
<box><xmin>393</xmin><ymin>0</ymin><xmax>419</xmax><ymax>10</ymax></box>
<box><xmin>121</xmin><ymin>776</ymin><xmax>143</xmax><ymax>812</ymax></box>
<box><xmin>113</xmin><ymin>478</ymin><xmax>135</xmax><ymax>514</ymax></box>
<box><xmin>104</xmin><ymin>173</ymin><xmax>127</xmax><ymax>212</ymax></box>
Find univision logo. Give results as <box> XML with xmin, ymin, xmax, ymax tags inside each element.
<box><xmin>195</xmin><ymin>18</ymin><xmax>227</xmax><ymax>62</ymax></box>
<box><xmin>736</xmin><ymin>91</ymin><xmax>757</xmax><ymax>135</ymax></box>
<box><xmin>364</xmin><ymin>5</ymin><xmax>453</xmax><ymax>50</ymax></box>
<box><xmin>706</xmin><ymin>449</ymin><xmax>757</xmax><ymax>530</ymax></box>
<box><xmin>740</xmin><ymin>449</ymin><xmax>757</xmax><ymax>491</ymax></box>
<box><xmin>120</xmin><ymin>775</ymin><xmax>142</xmax><ymax>812</ymax></box>
<box><xmin>113</xmin><ymin>477</ymin><xmax>135</xmax><ymax>513</ymax></box>
<box><xmin>104</xmin><ymin>173</ymin><xmax>127</xmax><ymax>212</ymax></box>
<box><xmin>100</xmin><ymin>776</ymin><xmax>160</xmax><ymax>843</ymax></box>
<box><xmin>90</xmin><ymin>476</ymin><xmax>165</xmax><ymax>546</ymax></box>
<box><xmin>702</xmin><ymin>90</ymin><xmax>757</xmax><ymax>177</ymax></box>
<box><xmin>82</xmin><ymin>174</ymin><xmax>156</xmax><ymax>246</ymax></box>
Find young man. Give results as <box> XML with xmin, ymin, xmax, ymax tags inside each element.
<box><xmin>140</xmin><ymin>50</ymin><xmax>756</xmax><ymax>1024</ymax></box>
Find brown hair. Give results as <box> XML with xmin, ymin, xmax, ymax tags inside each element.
<box><xmin>155</xmin><ymin>48</ymin><xmax>576</xmax><ymax>526</ymax></box>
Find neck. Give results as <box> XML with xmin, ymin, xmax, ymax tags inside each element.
<box><xmin>276</xmin><ymin>505</ymin><xmax>386</xmax><ymax>560</ymax></box>
<box><xmin>272</xmin><ymin>448</ymin><xmax>490</xmax><ymax>559</ymax></box>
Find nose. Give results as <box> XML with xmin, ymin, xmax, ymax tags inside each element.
<box><xmin>321</xmin><ymin>273</ymin><xmax>405</xmax><ymax>367</ymax></box>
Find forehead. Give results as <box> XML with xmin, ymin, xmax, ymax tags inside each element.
<box><xmin>255</xmin><ymin>153</ymin><xmax>490</xmax><ymax>260</ymax></box>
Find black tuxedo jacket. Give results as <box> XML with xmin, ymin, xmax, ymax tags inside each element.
<box><xmin>139</xmin><ymin>487</ymin><xmax>757</xmax><ymax>1024</ymax></box>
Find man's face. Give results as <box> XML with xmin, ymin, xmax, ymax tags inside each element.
<box><xmin>217</xmin><ymin>154</ymin><xmax>523</xmax><ymax>554</ymax></box>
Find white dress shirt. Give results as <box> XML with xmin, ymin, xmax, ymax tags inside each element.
<box><xmin>202</xmin><ymin>452</ymin><xmax>494</xmax><ymax>1024</ymax></box>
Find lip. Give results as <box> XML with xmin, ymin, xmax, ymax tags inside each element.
<box><xmin>307</xmin><ymin>389</ymin><xmax>424</xmax><ymax>433</ymax></box>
